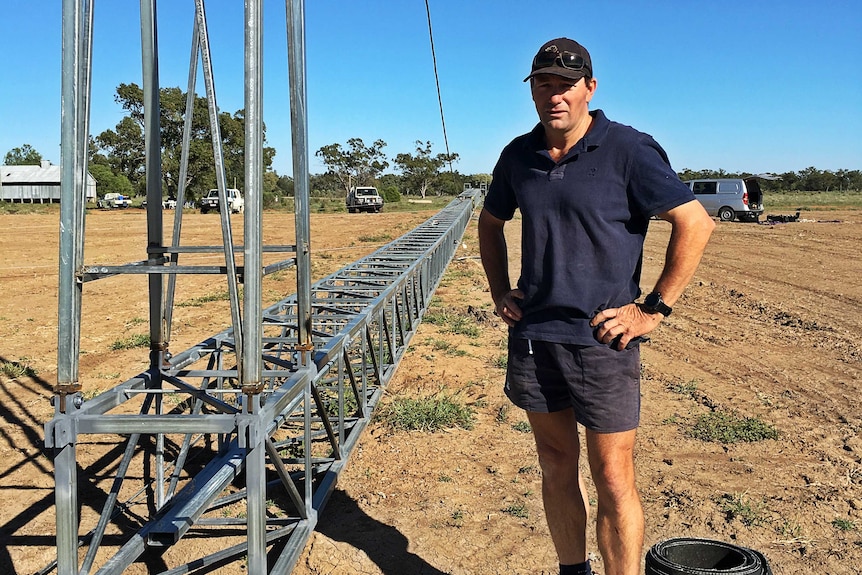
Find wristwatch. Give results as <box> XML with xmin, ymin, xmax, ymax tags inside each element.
<box><xmin>642</xmin><ymin>292</ymin><xmax>672</xmax><ymax>316</ymax></box>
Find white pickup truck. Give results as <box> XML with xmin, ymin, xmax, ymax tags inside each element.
<box><xmin>200</xmin><ymin>188</ymin><xmax>244</xmax><ymax>214</ymax></box>
<box><xmin>98</xmin><ymin>193</ymin><xmax>132</xmax><ymax>209</ymax></box>
<box><xmin>346</xmin><ymin>186</ymin><xmax>383</xmax><ymax>213</ymax></box>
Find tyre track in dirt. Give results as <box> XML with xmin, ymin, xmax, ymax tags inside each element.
<box><xmin>645</xmin><ymin>218</ymin><xmax>862</xmax><ymax>421</ymax></box>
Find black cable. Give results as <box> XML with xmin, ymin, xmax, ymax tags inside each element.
<box><xmin>424</xmin><ymin>0</ymin><xmax>454</xmax><ymax>177</ymax></box>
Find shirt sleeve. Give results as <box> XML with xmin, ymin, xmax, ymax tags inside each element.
<box><xmin>628</xmin><ymin>134</ymin><xmax>695</xmax><ymax>218</ymax></box>
<box><xmin>483</xmin><ymin>148</ymin><xmax>519</xmax><ymax>221</ymax></box>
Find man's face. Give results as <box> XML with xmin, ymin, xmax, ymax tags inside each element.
<box><xmin>530</xmin><ymin>73</ymin><xmax>595</xmax><ymax>133</ymax></box>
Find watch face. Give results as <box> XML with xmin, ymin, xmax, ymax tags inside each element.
<box><xmin>644</xmin><ymin>292</ymin><xmax>671</xmax><ymax>315</ymax></box>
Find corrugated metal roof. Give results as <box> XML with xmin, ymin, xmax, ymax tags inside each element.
<box><xmin>1</xmin><ymin>163</ymin><xmax>62</xmax><ymax>184</ymax></box>
<box><xmin>0</xmin><ymin>163</ymin><xmax>95</xmax><ymax>185</ymax></box>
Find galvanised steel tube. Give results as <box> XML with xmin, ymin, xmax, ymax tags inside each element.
<box><xmin>74</xmin><ymin>0</ymin><xmax>92</xmax><ymax>338</ymax></box>
<box><xmin>140</xmin><ymin>0</ymin><xmax>169</xmax><ymax>510</ymax></box>
<box><xmin>195</xmin><ymin>0</ymin><xmax>244</xmax><ymax>371</ymax></box>
<box><xmin>141</xmin><ymin>0</ymin><xmax>165</xmax><ymax>365</ymax></box>
<box><xmin>57</xmin><ymin>0</ymin><xmax>82</xmax><ymax>394</ymax></box>
<box><xmin>164</xmin><ymin>12</ymin><xmax>201</xmax><ymax>345</ymax></box>
<box><xmin>243</xmin><ymin>0</ymin><xmax>263</xmax><ymax>391</ymax></box>
<box><xmin>243</xmin><ymin>1</ymin><xmax>266</xmax><ymax>572</ymax></box>
<box><xmin>56</xmin><ymin>0</ymin><xmax>85</xmax><ymax>571</ymax></box>
<box><xmin>287</xmin><ymin>0</ymin><xmax>312</xmax><ymax>348</ymax></box>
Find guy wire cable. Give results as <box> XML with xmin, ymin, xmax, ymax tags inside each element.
<box><xmin>424</xmin><ymin>0</ymin><xmax>455</xmax><ymax>177</ymax></box>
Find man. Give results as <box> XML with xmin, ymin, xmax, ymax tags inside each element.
<box><xmin>478</xmin><ymin>38</ymin><xmax>714</xmax><ymax>575</ymax></box>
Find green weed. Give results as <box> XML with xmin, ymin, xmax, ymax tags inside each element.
<box><xmin>777</xmin><ymin>519</ymin><xmax>802</xmax><ymax>539</ymax></box>
<box><xmin>177</xmin><ymin>290</ymin><xmax>233</xmax><ymax>307</ymax></box>
<box><xmin>668</xmin><ymin>379</ymin><xmax>699</xmax><ymax>396</ymax></box>
<box><xmin>378</xmin><ymin>392</ymin><xmax>474</xmax><ymax>432</ymax></box>
<box><xmin>512</xmin><ymin>421</ymin><xmax>532</xmax><ymax>434</ymax></box>
<box><xmin>717</xmin><ymin>492</ymin><xmax>769</xmax><ymax>527</ymax></box>
<box><xmin>423</xmin><ymin>309</ymin><xmax>481</xmax><ymax>338</ymax></box>
<box><xmin>832</xmin><ymin>518</ymin><xmax>856</xmax><ymax>531</ymax></box>
<box><xmin>428</xmin><ymin>338</ymin><xmax>468</xmax><ymax>356</ymax></box>
<box><xmin>688</xmin><ymin>410</ymin><xmax>779</xmax><ymax>443</ymax></box>
<box><xmin>495</xmin><ymin>404</ymin><xmax>510</xmax><ymax>423</ymax></box>
<box><xmin>0</xmin><ymin>360</ymin><xmax>36</xmax><ymax>379</ymax></box>
<box><xmin>110</xmin><ymin>334</ymin><xmax>150</xmax><ymax>350</ymax></box>
<box><xmin>357</xmin><ymin>233</ymin><xmax>392</xmax><ymax>243</ymax></box>
<box><xmin>449</xmin><ymin>508</ymin><xmax>465</xmax><ymax>527</ymax></box>
<box><xmin>502</xmin><ymin>503</ymin><xmax>529</xmax><ymax>519</ymax></box>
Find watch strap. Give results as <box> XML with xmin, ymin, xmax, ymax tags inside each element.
<box><xmin>643</xmin><ymin>292</ymin><xmax>672</xmax><ymax>316</ymax></box>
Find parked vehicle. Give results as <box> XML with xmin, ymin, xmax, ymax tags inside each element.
<box><xmin>684</xmin><ymin>177</ymin><xmax>765</xmax><ymax>222</ymax></box>
<box><xmin>98</xmin><ymin>192</ymin><xmax>132</xmax><ymax>209</ymax></box>
<box><xmin>140</xmin><ymin>197</ymin><xmax>178</xmax><ymax>209</ymax></box>
<box><xmin>346</xmin><ymin>186</ymin><xmax>383</xmax><ymax>213</ymax></box>
<box><xmin>200</xmin><ymin>188</ymin><xmax>244</xmax><ymax>214</ymax></box>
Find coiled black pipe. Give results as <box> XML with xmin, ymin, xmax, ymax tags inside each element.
<box><xmin>645</xmin><ymin>538</ymin><xmax>772</xmax><ymax>575</ymax></box>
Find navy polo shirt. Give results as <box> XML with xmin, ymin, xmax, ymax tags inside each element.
<box><xmin>484</xmin><ymin>109</ymin><xmax>695</xmax><ymax>346</ymax></box>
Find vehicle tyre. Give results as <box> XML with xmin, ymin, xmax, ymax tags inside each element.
<box><xmin>645</xmin><ymin>538</ymin><xmax>771</xmax><ymax>575</ymax></box>
<box><xmin>201</xmin><ymin>207</ymin><xmax>209</xmax><ymax>214</ymax></box>
<box><xmin>718</xmin><ymin>207</ymin><xmax>735</xmax><ymax>221</ymax></box>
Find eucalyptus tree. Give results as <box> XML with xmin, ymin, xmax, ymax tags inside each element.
<box><xmin>94</xmin><ymin>83</ymin><xmax>274</xmax><ymax>200</ymax></box>
<box><xmin>393</xmin><ymin>140</ymin><xmax>459</xmax><ymax>198</ymax></box>
<box><xmin>315</xmin><ymin>138</ymin><xmax>389</xmax><ymax>197</ymax></box>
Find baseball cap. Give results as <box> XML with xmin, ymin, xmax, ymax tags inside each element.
<box><xmin>524</xmin><ymin>38</ymin><xmax>592</xmax><ymax>82</ymax></box>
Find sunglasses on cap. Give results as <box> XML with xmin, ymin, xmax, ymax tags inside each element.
<box><xmin>533</xmin><ymin>45</ymin><xmax>587</xmax><ymax>72</ymax></box>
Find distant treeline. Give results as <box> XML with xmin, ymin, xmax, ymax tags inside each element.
<box><xmin>677</xmin><ymin>167</ymin><xmax>861</xmax><ymax>192</ymax></box>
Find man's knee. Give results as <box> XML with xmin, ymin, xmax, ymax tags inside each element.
<box><xmin>591</xmin><ymin>464</ymin><xmax>637</xmax><ymax>507</ymax></box>
<box><xmin>528</xmin><ymin>410</ymin><xmax>581</xmax><ymax>462</ymax></box>
<box><xmin>586</xmin><ymin>430</ymin><xmax>638</xmax><ymax>504</ymax></box>
<box><xmin>535</xmin><ymin>442</ymin><xmax>580</xmax><ymax>481</ymax></box>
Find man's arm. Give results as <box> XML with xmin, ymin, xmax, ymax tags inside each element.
<box><xmin>478</xmin><ymin>208</ymin><xmax>523</xmax><ymax>327</ymax></box>
<box><xmin>591</xmin><ymin>199</ymin><xmax>715</xmax><ymax>348</ymax></box>
<box><xmin>650</xmin><ymin>199</ymin><xmax>716</xmax><ymax>306</ymax></box>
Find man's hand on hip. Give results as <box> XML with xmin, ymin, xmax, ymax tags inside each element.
<box><xmin>495</xmin><ymin>289</ymin><xmax>525</xmax><ymax>328</ymax></box>
<box><xmin>590</xmin><ymin>303</ymin><xmax>663</xmax><ymax>350</ymax></box>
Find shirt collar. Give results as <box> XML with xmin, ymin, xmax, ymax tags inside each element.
<box><xmin>527</xmin><ymin>109</ymin><xmax>611</xmax><ymax>160</ymax></box>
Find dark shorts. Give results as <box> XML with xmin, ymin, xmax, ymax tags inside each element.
<box><xmin>504</xmin><ymin>338</ymin><xmax>641</xmax><ymax>433</ymax></box>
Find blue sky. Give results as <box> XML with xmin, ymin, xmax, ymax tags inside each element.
<box><xmin>2</xmin><ymin>0</ymin><xmax>860</xmax><ymax>177</ymax></box>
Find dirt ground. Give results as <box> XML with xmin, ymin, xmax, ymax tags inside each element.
<box><xmin>1</xmin><ymin>205</ymin><xmax>861</xmax><ymax>575</ymax></box>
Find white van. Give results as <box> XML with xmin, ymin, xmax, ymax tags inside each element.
<box><xmin>684</xmin><ymin>178</ymin><xmax>764</xmax><ymax>222</ymax></box>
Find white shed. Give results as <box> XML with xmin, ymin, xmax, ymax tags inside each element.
<box><xmin>0</xmin><ymin>161</ymin><xmax>97</xmax><ymax>203</ymax></box>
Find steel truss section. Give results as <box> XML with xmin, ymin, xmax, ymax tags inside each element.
<box><xmin>47</xmin><ymin>0</ymin><xmax>485</xmax><ymax>573</ymax></box>
<box><xmin>45</xmin><ymin>191</ymin><xmax>481</xmax><ymax>575</ymax></box>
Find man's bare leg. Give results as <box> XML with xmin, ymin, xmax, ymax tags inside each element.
<box><xmin>586</xmin><ymin>428</ymin><xmax>643</xmax><ymax>575</ymax></box>
<box><xmin>527</xmin><ymin>408</ymin><xmax>590</xmax><ymax>565</ymax></box>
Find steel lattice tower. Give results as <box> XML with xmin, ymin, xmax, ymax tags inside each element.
<box><xmin>46</xmin><ymin>1</ymin><xmax>483</xmax><ymax>573</ymax></box>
